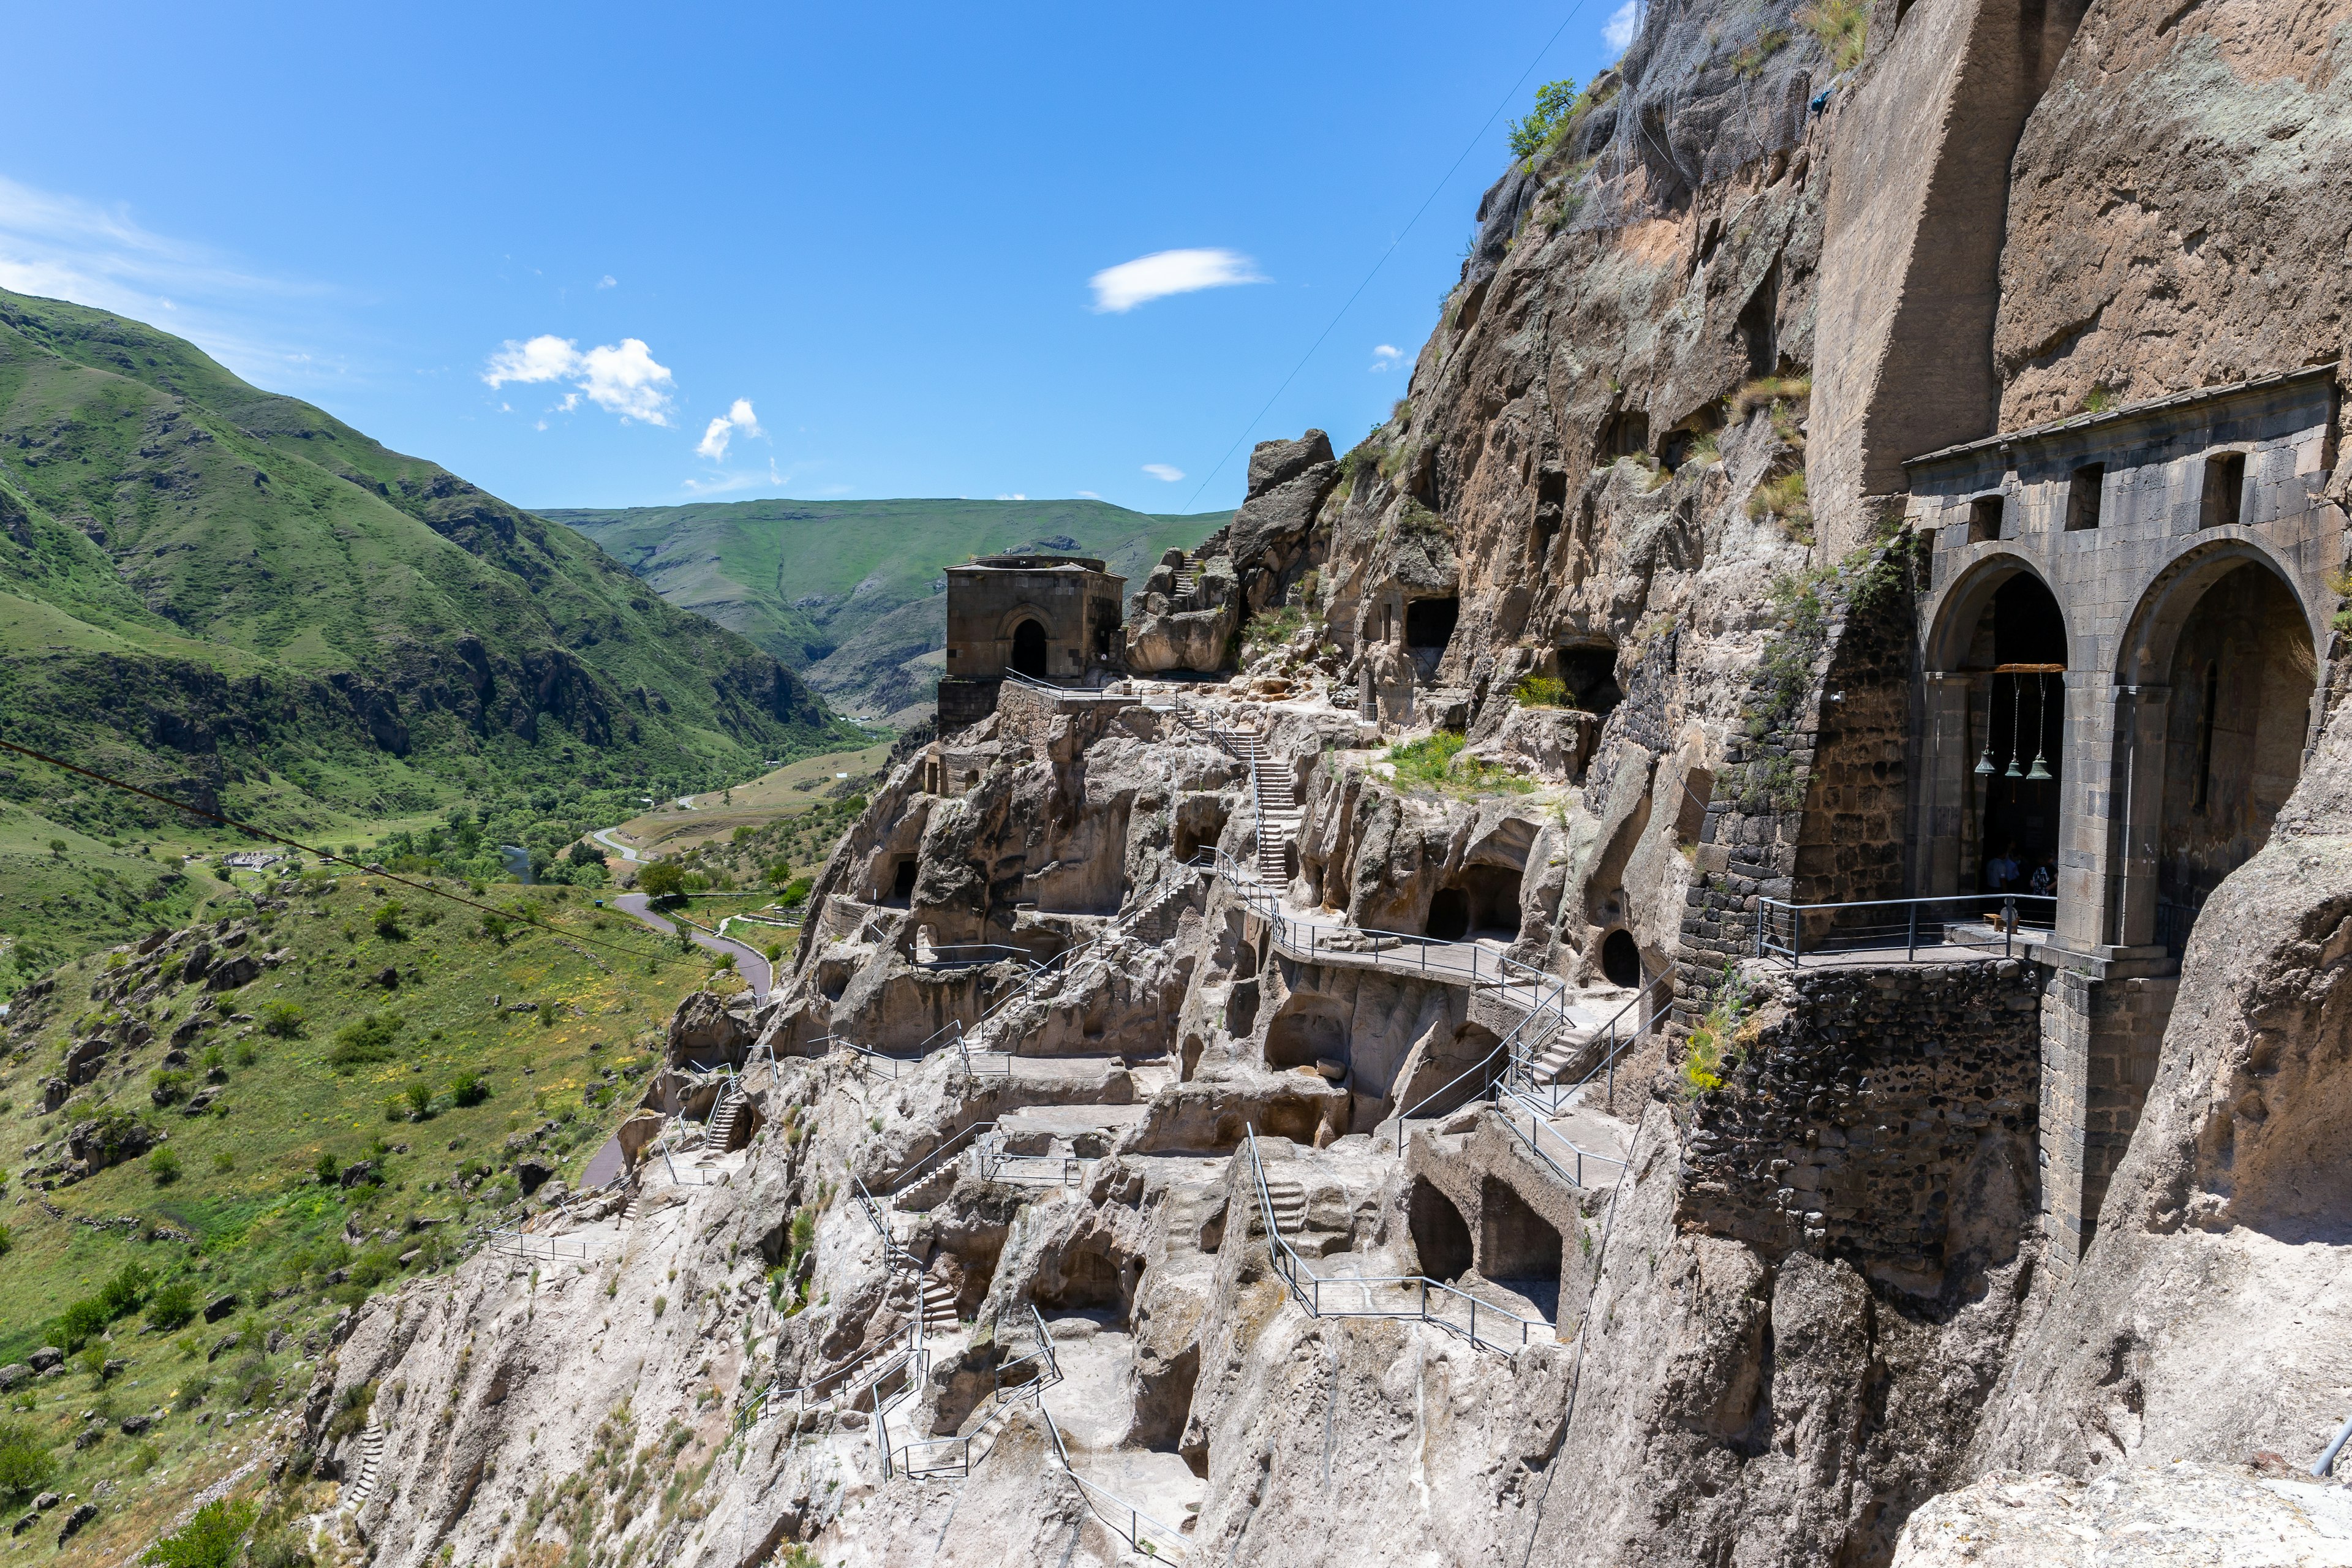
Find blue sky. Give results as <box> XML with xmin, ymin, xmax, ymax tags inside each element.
<box><xmin>0</xmin><ymin>1</ymin><xmax>1633</xmax><ymax>514</ymax></box>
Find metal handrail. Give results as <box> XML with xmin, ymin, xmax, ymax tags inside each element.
<box><xmin>1504</xmin><ymin>967</ymin><xmax>1672</xmax><ymax>1115</ymax></box>
<box><xmin>487</xmin><ymin>1229</ymin><xmax>598</xmax><ymax>1262</ymax></box>
<box><xmin>880</xmin><ymin>1120</ymin><xmax>994</xmax><ymax>1198</ymax></box>
<box><xmin>1208</xmin><ymin>848</ymin><xmax>1556</xmax><ymax>993</ymax></box>
<box><xmin>1243</xmin><ymin>1127</ymin><xmax>1542</xmax><ymax>1355</ymax></box>
<box><xmin>734</xmin><ymin>1319</ymin><xmax>925</xmax><ymax>1435</ymax></box>
<box><xmin>1040</xmin><ymin>1406</ymin><xmax>1191</xmax><ymax>1561</ymax></box>
<box><xmin>1754</xmin><ymin>892</ymin><xmax>2057</xmax><ymax>965</ymax></box>
<box><xmin>1493</xmin><ymin>1087</ymin><xmax>1628</xmax><ymax>1189</ymax></box>
<box><xmin>882</xmin><ymin>1300</ymin><xmax>1062</xmax><ymax>1480</ymax></box>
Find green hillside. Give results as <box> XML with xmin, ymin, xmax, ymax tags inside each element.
<box><xmin>549</xmin><ymin>499</ymin><xmax>1227</xmax><ymax>722</ymax></box>
<box><xmin>0</xmin><ymin>865</ymin><xmax>722</xmax><ymax>1566</ymax></box>
<box><xmin>0</xmin><ymin>287</ymin><xmax>860</xmax><ymax>976</ymax></box>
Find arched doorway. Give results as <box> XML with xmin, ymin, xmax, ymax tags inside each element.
<box><xmin>1009</xmin><ymin>618</ymin><xmax>1049</xmax><ymax>677</ymax></box>
<box><xmin>2153</xmin><ymin>562</ymin><xmax>2316</xmax><ymax>952</ymax></box>
<box><xmin>1969</xmin><ymin>575</ymin><xmax>2068</xmax><ymax>897</ymax></box>
<box><xmin>1600</xmin><ymin>929</ymin><xmax>1641</xmax><ymax>988</ymax></box>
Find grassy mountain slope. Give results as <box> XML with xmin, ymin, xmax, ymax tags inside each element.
<box><xmin>0</xmin><ymin>288</ymin><xmax>858</xmax><ymax>858</ymax></box>
<box><xmin>550</xmin><ymin>499</ymin><xmax>1227</xmax><ymax>722</ymax></box>
<box><xmin>0</xmin><ymin>866</ymin><xmax>722</xmax><ymax>1565</ymax></box>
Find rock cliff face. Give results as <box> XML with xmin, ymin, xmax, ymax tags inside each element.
<box><xmin>296</xmin><ymin>0</ymin><xmax>2352</xmax><ymax>1563</ymax></box>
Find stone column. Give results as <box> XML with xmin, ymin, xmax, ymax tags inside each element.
<box><xmin>2037</xmin><ymin>952</ymin><xmax>2179</xmax><ymax>1270</ymax></box>
<box><xmin>2056</xmin><ymin>669</ymin><xmax>2116</xmax><ymax>952</ymax></box>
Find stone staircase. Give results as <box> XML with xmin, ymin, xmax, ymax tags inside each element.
<box><xmin>706</xmin><ymin>1084</ymin><xmax>747</xmax><ymax>1153</ymax></box>
<box><xmin>1174</xmin><ymin>552</ymin><xmax>1203</xmax><ymax>598</ymax></box>
<box><xmin>915</xmin><ymin>1272</ymin><xmax>960</xmax><ymax>1333</ymax></box>
<box><xmin>1238</xmin><ymin>729</ymin><xmax>1301</xmax><ymax>883</ymax></box>
<box><xmin>343</xmin><ymin>1407</ymin><xmax>385</xmax><ymax>1509</ymax></box>
<box><xmin>1259</xmin><ymin>1174</ymin><xmax>1306</xmax><ymax>1237</ymax></box>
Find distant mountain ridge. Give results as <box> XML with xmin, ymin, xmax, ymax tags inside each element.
<box><xmin>0</xmin><ymin>287</ymin><xmax>854</xmax><ymax>840</ymax></box>
<box><xmin>549</xmin><ymin>497</ymin><xmax>1228</xmax><ymax>722</ymax></box>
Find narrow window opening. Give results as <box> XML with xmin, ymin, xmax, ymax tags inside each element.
<box><xmin>2193</xmin><ymin>660</ymin><xmax>2219</xmax><ymax>813</ymax></box>
<box><xmin>1534</xmin><ymin>469</ymin><xmax>1567</xmax><ymax>557</ymax></box>
<box><xmin>1966</xmin><ymin>495</ymin><xmax>2003</xmax><ymax>545</ymax></box>
<box><xmin>2065</xmin><ymin>463</ymin><xmax>2105</xmax><ymax>530</ymax></box>
<box><xmin>1404</xmin><ymin>597</ymin><xmax>1459</xmax><ymax>652</ymax></box>
<box><xmin>2202</xmin><ymin>452</ymin><xmax>2246</xmax><ymax>529</ymax></box>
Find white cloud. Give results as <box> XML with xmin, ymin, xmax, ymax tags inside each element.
<box><xmin>1076</xmin><ymin>490</ymin><xmax>1100</xmax><ymax>499</ymax></box>
<box><xmin>482</xmin><ymin>334</ymin><xmax>677</xmax><ymax>425</ymax></box>
<box><xmin>1089</xmin><ymin>248</ymin><xmax>1265</xmax><ymax>313</ymax></box>
<box><xmin>0</xmin><ymin>173</ymin><xmax>334</xmax><ymax>381</ymax></box>
<box><xmin>1371</xmin><ymin>344</ymin><xmax>1404</xmax><ymax>372</ymax></box>
<box><xmin>1142</xmin><ymin>463</ymin><xmax>1184</xmax><ymax>483</ymax></box>
<box><xmin>1603</xmin><ymin>0</ymin><xmax>1643</xmax><ymax>55</ymax></box>
<box><xmin>597</xmin><ymin>274</ymin><xmax>617</xmax><ymax>289</ymax></box>
<box><xmin>695</xmin><ymin>397</ymin><xmax>763</xmax><ymax>460</ymax></box>
<box><xmin>995</xmin><ymin>493</ymin><xmax>1028</xmax><ymax>501</ymax></box>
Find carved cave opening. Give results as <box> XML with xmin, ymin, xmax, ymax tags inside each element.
<box><xmin>1265</xmin><ymin>997</ymin><xmax>1349</xmax><ymax>1076</ymax></box>
<box><xmin>1558</xmin><ymin>645</ymin><xmax>1623</xmax><ymax>719</ymax></box>
<box><xmin>1600</xmin><ymin>928</ymin><xmax>1642</xmax><ymax>988</ymax></box>
<box><xmin>1404</xmin><ymin>597</ymin><xmax>1459</xmax><ymax>653</ymax></box>
<box><xmin>1409</xmin><ymin>1178</ymin><xmax>1474</xmax><ymax>1283</ymax></box>
<box><xmin>1478</xmin><ymin>1176</ymin><xmax>1563</xmax><ymax>1283</ymax></box>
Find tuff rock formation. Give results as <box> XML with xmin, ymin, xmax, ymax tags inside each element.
<box><xmin>293</xmin><ymin>0</ymin><xmax>2352</xmax><ymax>1562</ymax></box>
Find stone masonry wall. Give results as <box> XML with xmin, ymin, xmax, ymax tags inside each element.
<box><xmin>1677</xmin><ymin>959</ymin><xmax>2042</xmax><ymax>1298</ymax></box>
<box><xmin>1678</xmin><ymin>541</ymin><xmax>1918</xmax><ymax>1017</ymax></box>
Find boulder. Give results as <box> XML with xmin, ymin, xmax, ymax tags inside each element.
<box><xmin>667</xmin><ymin>991</ymin><xmax>756</xmax><ymax>1069</ymax></box>
<box><xmin>64</xmin><ymin>1115</ymin><xmax>159</xmax><ymax>1174</ymax></box>
<box><xmin>205</xmin><ymin>954</ymin><xmax>262</xmax><ymax>992</ymax></box>
<box><xmin>202</xmin><ymin>1292</ymin><xmax>239</xmax><ymax>1323</ymax></box>
<box><xmin>0</xmin><ymin>1366</ymin><xmax>26</xmax><ymax>1392</ymax></box>
<box><xmin>118</xmin><ymin>1414</ymin><xmax>151</xmax><ymax>1435</ymax></box>
<box><xmin>25</xmin><ymin>1348</ymin><xmax>61</xmax><ymax>1373</ymax></box>
<box><xmin>55</xmin><ymin>1502</ymin><xmax>95</xmax><ymax>1545</ymax></box>
<box><xmin>178</xmin><ymin>941</ymin><xmax>213</xmax><ymax>984</ymax></box>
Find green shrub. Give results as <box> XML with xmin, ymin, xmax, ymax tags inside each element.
<box><xmin>328</xmin><ymin>1012</ymin><xmax>404</xmax><ymax>1070</ymax></box>
<box><xmin>149</xmin><ymin>1147</ymin><xmax>183</xmax><ymax>1185</ymax></box>
<box><xmin>777</xmin><ymin>876</ymin><xmax>813</xmax><ymax>905</ymax></box>
<box><xmin>259</xmin><ymin>1000</ymin><xmax>304</xmax><ymax>1038</ymax></box>
<box><xmin>0</xmin><ymin>1221</ymin><xmax>13</xmax><ymax>1259</ymax></box>
<box><xmin>0</xmin><ymin>1419</ymin><xmax>55</xmax><ymax>1502</ymax></box>
<box><xmin>1513</xmin><ymin>674</ymin><xmax>1568</xmax><ymax>708</ymax></box>
<box><xmin>478</xmin><ymin>911</ymin><xmax>512</xmax><ymax>943</ymax></box>
<box><xmin>1385</xmin><ymin>733</ymin><xmax>1537</xmax><ymax>797</ymax></box>
<box><xmin>403</xmin><ymin>1080</ymin><xmax>433</xmax><ymax>1118</ymax></box>
<box><xmin>450</xmin><ymin>1071</ymin><xmax>491</xmax><ymax>1107</ymax></box>
<box><xmin>146</xmin><ymin>1280</ymin><xmax>200</xmax><ymax>1331</ymax></box>
<box><xmin>143</xmin><ymin>1493</ymin><xmax>255</xmax><ymax>1567</ymax></box>
<box><xmin>1507</xmin><ymin>76</ymin><xmax>1617</xmax><ymax>162</ymax></box>
<box><xmin>149</xmin><ymin>1067</ymin><xmax>193</xmax><ymax>1104</ymax></box>
<box><xmin>372</xmin><ymin>900</ymin><xmax>405</xmax><ymax>939</ymax></box>
<box><xmin>314</xmin><ymin>1152</ymin><xmax>341</xmax><ymax>1185</ymax></box>
<box><xmin>324</xmin><ymin>1382</ymin><xmax>375</xmax><ymax>1444</ymax></box>
<box><xmin>638</xmin><ymin>861</ymin><xmax>686</xmax><ymax>899</ymax></box>
<box><xmin>348</xmin><ymin>1246</ymin><xmax>401</xmax><ymax>1289</ymax></box>
<box><xmin>1747</xmin><ymin>471</ymin><xmax>1812</xmax><ymax>539</ymax></box>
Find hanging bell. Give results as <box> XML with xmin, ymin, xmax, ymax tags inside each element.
<box><xmin>2024</xmin><ymin>674</ymin><xmax>2053</xmax><ymax>780</ymax></box>
<box><xmin>1973</xmin><ymin>747</ymin><xmax>1997</xmax><ymax>777</ymax></box>
<box><xmin>2004</xmin><ymin>753</ymin><xmax>2024</xmax><ymax>779</ymax></box>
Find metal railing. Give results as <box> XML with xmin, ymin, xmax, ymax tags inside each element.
<box><xmin>883</xmin><ymin>1303</ymin><xmax>1062</xmax><ymax>1479</ymax></box>
<box><xmin>1493</xmin><ymin>1088</ymin><xmax>1628</xmax><ymax>1189</ymax></box>
<box><xmin>1244</xmin><ymin>1128</ymin><xmax>1544</xmax><ymax>1355</ymax></box>
<box><xmin>974</xmin><ymin>1129</ymin><xmax>1086</xmax><ymax>1187</ymax></box>
<box><xmin>1754</xmin><ymin>893</ymin><xmax>2056</xmax><ymax>965</ymax></box>
<box><xmin>486</xmin><ymin>1229</ymin><xmax>600</xmax><ymax>1262</ymax></box>
<box><xmin>1208</xmin><ymin>848</ymin><xmax>1558</xmax><ymax>993</ymax></box>
<box><xmin>734</xmin><ymin>1319</ymin><xmax>926</xmax><ymax>1436</ymax></box>
<box><xmin>1504</xmin><ymin>967</ymin><xmax>1672</xmax><ymax>1115</ymax></box>
<box><xmin>1041</xmin><ymin>1407</ymin><xmax>1191</xmax><ymax>1561</ymax></box>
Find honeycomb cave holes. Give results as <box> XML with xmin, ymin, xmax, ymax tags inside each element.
<box><xmin>1409</xmin><ymin>1178</ymin><xmax>1473</xmax><ymax>1283</ymax></box>
<box><xmin>1600</xmin><ymin>929</ymin><xmax>1642</xmax><ymax>989</ymax></box>
<box><xmin>1557</xmin><ymin>644</ymin><xmax>1623</xmax><ymax>719</ymax></box>
<box><xmin>1600</xmin><ymin>409</ymin><xmax>1650</xmax><ymax>461</ymax></box>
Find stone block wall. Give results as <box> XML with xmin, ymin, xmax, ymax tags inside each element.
<box><xmin>1678</xmin><ymin>541</ymin><xmax>1918</xmax><ymax>1016</ymax></box>
<box><xmin>2037</xmin><ymin>958</ymin><xmax>2178</xmax><ymax>1267</ymax></box>
<box><xmin>1676</xmin><ymin>959</ymin><xmax>2041</xmax><ymax>1297</ymax></box>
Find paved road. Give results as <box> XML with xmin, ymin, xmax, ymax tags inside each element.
<box><xmin>614</xmin><ymin>891</ymin><xmax>773</xmax><ymax>1000</ymax></box>
<box><xmin>592</xmin><ymin>827</ymin><xmax>644</xmax><ymax>862</ymax></box>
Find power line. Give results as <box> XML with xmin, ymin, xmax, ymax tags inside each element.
<box><xmin>0</xmin><ymin>736</ymin><xmax>674</xmax><ymax>961</ymax></box>
<box><xmin>1179</xmin><ymin>0</ymin><xmax>1596</xmax><ymax>514</ymax></box>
